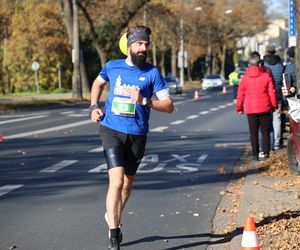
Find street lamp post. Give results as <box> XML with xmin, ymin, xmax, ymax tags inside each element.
<box><xmin>179</xmin><ymin>18</ymin><xmax>184</xmax><ymax>87</ymax></box>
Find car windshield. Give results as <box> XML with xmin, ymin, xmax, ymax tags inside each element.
<box><xmin>205</xmin><ymin>75</ymin><xmax>221</xmax><ymax>79</ymax></box>
<box><xmin>165</xmin><ymin>77</ymin><xmax>177</xmax><ymax>82</ymax></box>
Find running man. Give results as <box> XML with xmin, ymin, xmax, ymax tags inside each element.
<box><xmin>89</xmin><ymin>25</ymin><xmax>174</xmax><ymax>250</ymax></box>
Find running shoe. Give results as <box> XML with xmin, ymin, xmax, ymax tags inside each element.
<box><xmin>105</xmin><ymin>212</ymin><xmax>122</xmax><ymax>243</ymax></box>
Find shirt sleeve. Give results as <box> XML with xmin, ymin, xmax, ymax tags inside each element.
<box><xmin>99</xmin><ymin>63</ymin><xmax>109</xmax><ymax>82</ymax></box>
<box><xmin>153</xmin><ymin>68</ymin><xmax>168</xmax><ymax>93</ymax></box>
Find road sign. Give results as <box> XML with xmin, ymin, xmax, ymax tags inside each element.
<box><xmin>31</xmin><ymin>61</ymin><xmax>40</xmax><ymax>93</ymax></box>
<box><xmin>32</xmin><ymin>61</ymin><xmax>40</xmax><ymax>71</ymax></box>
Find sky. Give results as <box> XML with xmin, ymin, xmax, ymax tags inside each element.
<box><xmin>266</xmin><ymin>0</ymin><xmax>289</xmax><ymax>18</ymax></box>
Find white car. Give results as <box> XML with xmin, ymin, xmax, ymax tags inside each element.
<box><xmin>201</xmin><ymin>74</ymin><xmax>224</xmax><ymax>91</ymax></box>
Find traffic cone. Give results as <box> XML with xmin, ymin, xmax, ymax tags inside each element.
<box><xmin>222</xmin><ymin>85</ymin><xmax>227</xmax><ymax>94</ymax></box>
<box><xmin>0</xmin><ymin>130</ymin><xmax>4</xmax><ymax>142</ymax></box>
<box><xmin>194</xmin><ymin>89</ymin><xmax>200</xmax><ymax>101</ymax></box>
<box><xmin>240</xmin><ymin>216</ymin><xmax>260</xmax><ymax>250</ymax></box>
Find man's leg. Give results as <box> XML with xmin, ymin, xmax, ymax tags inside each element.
<box><xmin>106</xmin><ymin>167</ymin><xmax>124</xmax><ymax>229</ymax></box>
<box><xmin>120</xmin><ymin>174</ymin><xmax>134</xmax><ymax>214</ymax></box>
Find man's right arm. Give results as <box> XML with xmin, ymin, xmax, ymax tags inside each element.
<box><xmin>90</xmin><ymin>76</ymin><xmax>107</xmax><ymax>123</ymax></box>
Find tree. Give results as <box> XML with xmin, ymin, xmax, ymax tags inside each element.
<box><xmin>4</xmin><ymin>1</ymin><xmax>71</xmax><ymax>93</ymax></box>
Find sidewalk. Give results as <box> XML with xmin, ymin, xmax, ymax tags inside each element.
<box><xmin>0</xmin><ymin>92</ymin><xmax>73</xmax><ymax>104</ymax></box>
<box><xmin>208</xmin><ymin>146</ymin><xmax>300</xmax><ymax>249</ymax></box>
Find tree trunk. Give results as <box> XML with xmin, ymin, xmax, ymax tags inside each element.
<box><xmin>171</xmin><ymin>46</ymin><xmax>177</xmax><ymax>77</ymax></box>
<box><xmin>61</xmin><ymin>0</ymin><xmax>73</xmax><ymax>47</ymax></box>
<box><xmin>80</xmin><ymin>49</ymin><xmax>90</xmax><ymax>98</ymax></box>
<box><xmin>152</xmin><ymin>41</ymin><xmax>157</xmax><ymax>66</ymax></box>
<box><xmin>187</xmin><ymin>62</ymin><xmax>192</xmax><ymax>81</ymax></box>
<box><xmin>72</xmin><ymin>0</ymin><xmax>82</xmax><ymax>100</ymax></box>
<box><xmin>221</xmin><ymin>44</ymin><xmax>226</xmax><ymax>78</ymax></box>
<box><xmin>159</xmin><ymin>51</ymin><xmax>165</xmax><ymax>77</ymax></box>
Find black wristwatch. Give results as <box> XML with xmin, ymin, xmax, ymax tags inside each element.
<box><xmin>89</xmin><ymin>104</ymin><xmax>99</xmax><ymax>113</ymax></box>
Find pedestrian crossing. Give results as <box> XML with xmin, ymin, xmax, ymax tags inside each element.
<box><xmin>0</xmin><ymin>150</ymin><xmax>210</xmax><ymax>198</ymax></box>
<box><xmin>1</xmin><ymin>99</ymin><xmax>236</xmax><ymax>198</ymax></box>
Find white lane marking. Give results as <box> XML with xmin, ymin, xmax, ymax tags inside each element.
<box><xmin>210</xmin><ymin>107</ymin><xmax>219</xmax><ymax>112</ymax></box>
<box><xmin>186</xmin><ymin>115</ymin><xmax>199</xmax><ymax>120</ymax></box>
<box><xmin>142</xmin><ymin>154</ymin><xmax>159</xmax><ymax>163</ymax></box>
<box><xmin>174</xmin><ymin>101</ymin><xmax>185</xmax><ymax>105</ymax></box>
<box><xmin>89</xmin><ymin>146</ymin><xmax>104</xmax><ymax>153</ymax></box>
<box><xmin>68</xmin><ymin>114</ymin><xmax>88</xmax><ymax>117</ymax></box>
<box><xmin>0</xmin><ymin>115</ymin><xmax>47</xmax><ymax>125</ymax></box>
<box><xmin>226</xmin><ymin>102</ymin><xmax>234</xmax><ymax>106</ymax></box>
<box><xmin>167</xmin><ymin>163</ymin><xmax>201</xmax><ymax>173</ymax></box>
<box><xmin>40</xmin><ymin>160</ymin><xmax>78</xmax><ymax>173</ymax></box>
<box><xmin>1</xmin><ymin>113</ymin><xmax>49</xmax><ymax>118</ymax></box>
<box><xmin>88</xmin><ymin>163</ymin><xmax>107</xmax><ymax>173</ymax></box>
<box><xmin>5</xmin><ymin>120</ymin><xmax>91</xmax><ymax>139</ymax></box>
<box><xmin>170</xmin><ymin>120</ymin><xmax>185</xmax><ymax>125</ymax></box>
<box><xmin>137</xmin><ymin>163</ymin><xmax>166</xmax><ymax>173</ymax></box>
<box><xmin>150</xmin><ymin>126</ymin><xmax>168</xmax><ymax>132</ymax></box>
<box><xmin>215</xmin><ymin>142</ymin><xmax>247</xmax><ymax>148</ymax></box>
<box><xmin>163</xmin><ymin>154</ymin><xmax>190</xmax><ymax>163</ymax></box>
<box><xmin>61</xmin><ymin>111</ymin><xmax>74</xmax><ymax>115</ymax></box>
<box><xmin>199</xmin><ymin>111</ymin><xmax>209</xmax><ymax>115</ymax></box>
<box><xmin>197</xmin><ymin>154</ymin><xmax>208</xmax><ymax>163</ymax></box>
<box><xmin>0</xmin><ymin>185</ymin><xmax>24</xmax><ymax>198</ymax></box>
<box><xmin>219</xmin><ymin>105</ymin><xmax>227</xmax><ymax>109</ymax></box>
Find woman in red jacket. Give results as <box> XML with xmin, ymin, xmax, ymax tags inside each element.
<box><xmin>236</xmin><ymin>51</ymin><xmax>278</xmax><ymax>161</ymax></box>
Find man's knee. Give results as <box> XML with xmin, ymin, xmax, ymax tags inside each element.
<box><xmin>109</xmin><ymin>167</ymin><xmax>125</xmax><ymax>190</ymax></box>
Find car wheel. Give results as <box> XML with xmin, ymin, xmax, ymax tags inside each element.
<box><xmin>287</xmin><ymin>134</ymin><xmax>300</xmax><ymax>175</ymax></box>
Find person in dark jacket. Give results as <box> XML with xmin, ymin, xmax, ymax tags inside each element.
<box><xmin>284</xmin><ymin>46</ymin><xmax>297</xmax><ymax>96</ymax></box>
<box><xmin>236</xmin><ymin>51</ymin><xmax>278</xmax><ymax>161</ymax></box>
<box><xmin>263</xmin><ymin>44</ymin><xmax>284</xmax><ymax>150</ymax></box>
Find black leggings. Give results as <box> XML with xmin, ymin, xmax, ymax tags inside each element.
<box><xmin>247</xmin><ymin>112</ymin><xmax>272</xmax><ymax>156</ymax></box>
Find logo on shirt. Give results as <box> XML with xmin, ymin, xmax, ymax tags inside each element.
<box><xmin>114</xmin><ymin>75</ymin><xmax>139</xmax><ymax>97</ymax></box>
<box><xmin>138</xmin><ymin>77</ymin><xmax>146</xmax><ymax>81</ymax></box>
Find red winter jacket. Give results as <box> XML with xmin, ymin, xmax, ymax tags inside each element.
<box><xmin>236</xmin><ymin>66</ymin><xmax>278</xmax><ymax>114</ymax></box>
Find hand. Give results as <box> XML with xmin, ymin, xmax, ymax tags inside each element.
<box><xmin>238</xmin><ymin>111</ymin><xmax>243</xmax><ymax>114</ymax></box>
<box><xmin>290</xmin><ymin>86</ymin><xmax>296</xmax><ymax>94</ymax></box>
<box><xmin>91</xmin><ymin>108</ymin><xmax>104</xmax><ymax>123</ymax></box>
<box><xmin>281</xmin><ymin>86</ymin><xmax>289</xmax><ymax>96</ymax></box>
<box><xmin>130</xmin><ymin>87</ymin><xmax>143</xmax><ymax>104</ymax></box>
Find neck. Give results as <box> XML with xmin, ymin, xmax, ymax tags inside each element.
<box><xmin>125</xmin><ymin>57</ymin><xmax>134</xmax><ymax>66</ymax></box>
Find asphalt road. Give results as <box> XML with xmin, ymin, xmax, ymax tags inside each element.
<box><xmin>0</xmin><ymin>89</ymin><xmax>249</xmax><ymax>250</ymax></box>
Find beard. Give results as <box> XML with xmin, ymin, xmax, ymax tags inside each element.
<box><xmin>130</xmin><ymin>51</ymin><xmax>147</xmax><ymax>67</ymax></box>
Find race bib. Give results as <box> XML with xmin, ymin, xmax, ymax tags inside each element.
<box><xmin>111</xmin><ymin>97</ymin><xmax>136</xmax><ymax>117</ymax></box>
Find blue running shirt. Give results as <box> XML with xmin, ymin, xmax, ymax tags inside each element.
<box><xmin>99</xmin><ymin>59</ymin><xmax>168</xmax><ymax>135</ymax></box>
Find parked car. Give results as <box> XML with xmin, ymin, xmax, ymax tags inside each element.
<box><xmin>164</xmin><ymin>76</ymin><xmax>182</xmax><ymax>94</ymax></box>
<box><xmin>287</xmin><ymin>117</ymin><xmax>300</xmax><ymax>175</ymax></box>
<box><xmin>201</xmin><ymin>74</ymin><xmax>224</xmax><ymax>91</ymax></box>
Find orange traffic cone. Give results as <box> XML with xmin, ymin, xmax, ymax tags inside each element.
<box><xmin>194</xmin><ymin>89</ymin><xmax>200</xmax><ymax>101</ymax></box>
<box><xmin>222</xmin><ymin>85</ymin><xmax>227</xmax><ymax>94</ymax></box>
<box><xmin>0</xmin><ymin>130</ymin><xmax>4</xmax><ymax>142</ymax></box>
<box><xmin>240</xmin><ymin>216</ymin><xmax>260</xmax><ymax>250</ymax></box>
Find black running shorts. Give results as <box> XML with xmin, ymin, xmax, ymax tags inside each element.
<box><xmin>99</xmin><ymin>125</ymin><xmax>147</xmax><ymax>176</ymax></box>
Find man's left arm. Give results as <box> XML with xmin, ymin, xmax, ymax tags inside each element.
<box><xmin>148</xmin><ymin>97</ymin><xmax>174</xmax><ymax>113</ymax></box>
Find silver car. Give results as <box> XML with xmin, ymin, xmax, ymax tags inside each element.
<box><xmin>201</xmin><ymin>74</ymin><xmax>224</xmax><ymax>91</ymax></box>
<box><xmin>165</xmin><ymin>76</ymin><xmax>182</xmax><ymax>94</ymax></box>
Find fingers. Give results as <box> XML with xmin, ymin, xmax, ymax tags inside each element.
<box><xmin>91</xmin><ymin>109</ymin><xmax>103</xmax><ymax>123</ymax></box>
<box><xmin>130</xmin><ymin>87</ymin><xmax>142</xmax><ymax>103</ymax></box>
